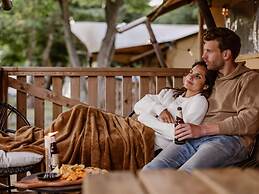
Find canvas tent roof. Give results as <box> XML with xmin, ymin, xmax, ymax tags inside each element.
<box><xmin>147</xmin><ymin>0</ymin><xmax>238</xmax><ymax>24</ymax></box>
<box><xmin>71</xmin><ymin>22</ymin><xmax>198</xmax><ymax>54</ymax></box>
<box><xmin>147</xmin><ymin>0</ymin><xmax>193</xmax><ymax>21</ymax></box>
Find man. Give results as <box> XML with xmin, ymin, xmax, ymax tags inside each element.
<box><xmin>143</xmin><ymin>27</ymin><xmax>259</xmax><ymax>172</ymax></box>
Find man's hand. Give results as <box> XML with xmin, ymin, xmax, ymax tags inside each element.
<box><xmin>175</xmin><ymin>123</ymin><xmax>220</xmax><ymax>140</ymax></box>
<box><xmin>175</xmin><ymin>123</ymin><xmax>203</xmax><ymax>140</ymax></box>
<box><xmin>159</xmin><ymin>109</ymin><xmax>175</xmax><ymax>123</ymax></box>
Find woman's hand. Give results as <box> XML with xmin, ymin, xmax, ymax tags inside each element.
<box><xmin>159</xmin><ymin>109</ymin><xmax>175</xmax><ymax>123</ymax></box>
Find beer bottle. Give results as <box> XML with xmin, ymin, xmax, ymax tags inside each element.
<box><xmin>50</xmin><ymin>136</ymin><xmax>59</xmax><ymax>170</ymax></box>
<box><xmin>174</xmin><ymin>107</ymin><xmax>185</xmax><ymax>144</ymax></box>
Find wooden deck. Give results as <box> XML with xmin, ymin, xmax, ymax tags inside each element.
<box><xmin>82</xmin><ymin>168</ymin><xmax>259</xmax><ymax>194</ymax></box>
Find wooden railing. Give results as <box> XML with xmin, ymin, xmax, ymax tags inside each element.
<box><xmin>0</xmin><ymin>67</ymin><xmax>188</xmax><ymax>129</ymax></box>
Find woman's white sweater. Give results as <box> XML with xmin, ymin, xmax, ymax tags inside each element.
<box><xmin>134</xmin><ymin>89</ymin><xmax>208</xmax><ymax>150</ymax></box>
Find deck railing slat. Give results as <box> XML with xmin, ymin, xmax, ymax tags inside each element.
<box><xmin>1</xmin><ymin>71</ymin><xmax>8</xmax><ymax>103</ymax></box>
<box><xmin>34</xmin><ymin>76</ymin><xmax>45</xmax><ymax>128</ymax></box>
<box><xmin>173</xmin><ymin>76</ymin><xmax>184</xmax><ymax>88</ymax></box>
<box><xmin>71</xmin><ymin>77</ymin><xmax>80</xmax><ymax>101</ymax></box>
<box><xmin>52</xmin><ymin>77</ymin><xmax>63</xmax><ymax>120</ymax></box>
<box><xmin>105</xmin><ymin>76</ymin><xmax>116</xmax><ymax>113</ymax></box>
<box><xmin>17</xmin><ymin>76</ymin><xmax>27</xmax><ymax>129</ymax></box>
<box><xmin>1</xmin><ymin>71</ymin><xmax>8</xmax><ymax>130</ymax></box>
<box><xmin>122</xmin><ymin>76</ymin><xmax>133</xmax><ymax>116</ymax></box>
<box><xmin>88</xmin><ymin>76</ymin><xmax>98</xmax><ymax>107</ymax></box>
<box><xmin>156</xmin><ymin>76</ymin><xmax>167</xmax><ymax>93</ymax></box>
<box><xmin>139</xmin><ymin>76</ymin><xmax>150</xmax><ymax>99</ymax></box>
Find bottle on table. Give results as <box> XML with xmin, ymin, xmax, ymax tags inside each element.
<box><xmin>174</xmin><ymin>107</ymin><xmax>185</xmax><ymax>145</ymax></box>
<box><xmin>50</xmin><ymin>136</ymin><xmax>59</xmax><ymax>170</ymax></box>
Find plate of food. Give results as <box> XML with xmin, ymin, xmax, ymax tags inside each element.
<box><xmin>53</xmin><ymin>164</ymin><xmax>108</xmax><ymax>181</ymax></box>
<box><xmin>14</xmin><ymin>164</ymin><xmax>109</xmax><ymax>189</ymax></box>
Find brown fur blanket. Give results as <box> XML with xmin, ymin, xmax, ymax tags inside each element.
<box><xmin>0</xmin><ymin>105</ymin><xmax>154</xmax><ymax>170</ymax></box>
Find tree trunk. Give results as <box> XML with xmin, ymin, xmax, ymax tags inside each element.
<box><xmin>96</xmin><ymin>0</ymin><xmax>123</xmax><ymax>109</ymax></box>
<box><xmin>97</xmin><ymin>0</ymin><xmax>123</xmax><ymax>67</ymax></box>
<box><xmin>58</xmin><ymin>0</ymin><xmax>88</xmax><ymax>101</ymax></box>
<box><xmin>42</xmin><ymin>31</ymin><xmax>54</xmax><ymax>90</ymax></box>
<box><xmin>58</xmin><ymin>0</ymin><xmax>81</xmax><ymax>67</ymax></box>
<box><xmin>27</xmin><ymin>28</ymin><xmax>36</xmax><ymax>67</ymax></box>
<box><xmin>42</xmin><ymin>32</ymin><xmax>54</xmax><ymax>67</ymax></box>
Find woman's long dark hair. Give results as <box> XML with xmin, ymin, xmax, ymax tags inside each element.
<box><xmin>129</xmin><ymin>61</ymin><xmax>217</xmax><ymax>117</ymax></box>
<box><xmin>169</xmin><ymin>61</ymin><xmax>218</xmax><ymax>98</ymax></box>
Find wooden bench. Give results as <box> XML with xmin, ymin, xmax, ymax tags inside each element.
<box><xmin>235</xmin><ymin>135</ymin><xmax>259</xmax><ymax>168</ymax></box>
<box><xmin>82</xmin><ymin>168</ymin><xmax>259</xmax><ymax>194</ymax></box>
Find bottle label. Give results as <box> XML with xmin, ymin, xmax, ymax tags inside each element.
<box><xmin>51</xmin><ymin>154</ymin><xmax>59</xmax><ymax>170</ymax></box>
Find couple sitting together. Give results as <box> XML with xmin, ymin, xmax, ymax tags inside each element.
<box><xmin>141</xmin><ymin>27</ymin><xmax>259</xmax><ymax>172</ymax></box>
<box><xmin>1</xmin><ymin>27</ymin><xmax>259</xmax><ymax>172</ymax></box>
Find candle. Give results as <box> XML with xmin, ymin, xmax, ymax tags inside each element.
<box><xmin>44</xmin><ymin>135</ymin><xmax>51</xmax><ymax>172</ymax></box>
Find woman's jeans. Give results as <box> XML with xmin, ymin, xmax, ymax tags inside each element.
<box><xmin>143</xmin><ymin>135</ymin><xmax>249</xmax><ymax>173</ymax></box>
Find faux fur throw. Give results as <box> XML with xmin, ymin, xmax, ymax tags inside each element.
<box><xmin>0</xmin><ymin>105</ymin><xmax>154</xmax><ymax>170</ymax></box>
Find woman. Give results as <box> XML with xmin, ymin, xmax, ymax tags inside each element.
<box><xmin>134</xmin><ymin>61</ymin><xmax>217</xmax><ymax>154</ymax></box>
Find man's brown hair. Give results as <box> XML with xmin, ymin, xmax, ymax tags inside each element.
<box><xmin>203</xmin><ymin>27</ymin><xmax>241</xmax><ymax>60</ymax></box>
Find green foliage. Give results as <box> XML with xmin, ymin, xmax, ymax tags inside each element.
<box><xmin>71</xmin><ymin>0</ymin><xmax>103</xmax><ymax>8</ymax></box>
<box><xmin>70</xmin><ymin>7</ymin><xmax>105</xmax><ymax>21</ymax></box>
<box><xmin>70</xmin><ymin>0</ymin><xmax>106</xmax><ymax>21</ymax></box>
<box><xmin>70</xmin><ymin>0</ymin><xmax>151</xmax><ymax>23</ymax></box>
<box><xmin>0</xmin><ymin>0</ymin><xmax>63</xmax><ymax>66</ymax></box>
<box><xmin>0</xmin><ymin>0</ymin><xmax>198</xmax><ymax>67</ymax></box>
<box><xmin>119</xmin><ymin>0</ymin><xmax>150</xmax><ymax>23</ymax></box>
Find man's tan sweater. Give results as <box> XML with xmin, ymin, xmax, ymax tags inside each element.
<box><xmin>203</xmin><ymin>63</ymin><xmax>259</xmax><ymax>153</ymax></box>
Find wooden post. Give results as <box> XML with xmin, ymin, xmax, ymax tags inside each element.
<box><xmin>0</xmin><ymin>68</ymin><xmax>8</xmax><ymax>131</ymax></box>
<box><xmin>0</xmin><ymin>68</ymin><xmax>3</xmax><ymax>102</ymax></box>
<box><xmin>145</xmin><ymin>19</ymin><xmax>167</xmax><ymax>68</ymax></box>
<box><xmin>198</xmin><ymin>11</ymin><xmax>205</xmax><ymax>60</ymax></box>
<box><xmin>196</xmin><ymin>0</ymin><xmax>216</xmax><ymax>30</ymax></box>
<box><xmin>145</xmin><ymin>19</ymin><xmax>173</xmax><ymax>87</ymax></box>
<box><xmin>0</xmin><ymin>68</ymin><xmax>8</xmax><ymax>103</ymax></box>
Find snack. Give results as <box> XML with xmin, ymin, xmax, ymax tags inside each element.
<box><xmin>58</xmin><ymin>164</ymin><xmax>108</xmax><ymax>181</ymax></box>
<box><xmin>60</xmin><ymin>164</ymin><xmax>85</xmax><ymax>181</ymax></box>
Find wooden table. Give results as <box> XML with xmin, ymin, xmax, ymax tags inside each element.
<box><xmin>82</xmin><ymin>168</ymin><xmax>259</xmax><ymax>194</ymax></box>
<box><xmin>19</xmin><ymin>173</ymin><xmax>81</xmax><ymax>194</ymax></box>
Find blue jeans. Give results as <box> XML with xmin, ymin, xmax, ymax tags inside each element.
<box><xmin>143</xmin><ymin>135</ymin><xmax>249</xmax><ymax>173</ymax></box>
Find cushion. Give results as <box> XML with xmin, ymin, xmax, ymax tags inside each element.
<box><xmin>0</xmin><ymin>150</ymin><xmax>43</xmax><ymax>168</ymax></box>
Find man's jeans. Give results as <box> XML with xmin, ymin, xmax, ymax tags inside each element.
<box><xmin>143</xmin><ymin>135</ymin><xmax>249</xmax><ymax>173</ymax></box>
